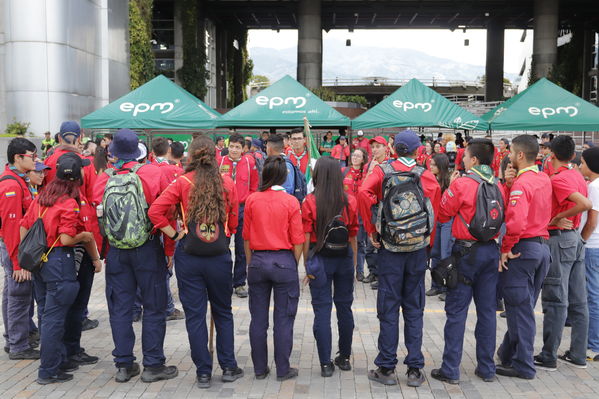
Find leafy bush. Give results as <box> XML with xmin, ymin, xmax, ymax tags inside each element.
<box><xmin>5</xmin><ymin>119</ymin><xmax>30</xmax><ymax>136</ymax></box>
<box><xmin>129</xmin><ymin>0</ymin><xmax>155</xmax><ymax>89</ymax></box>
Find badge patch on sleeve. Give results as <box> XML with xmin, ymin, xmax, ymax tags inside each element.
<box><xmin>4</xmin><ymin>192</ymin><xmax>16</xmax><ymax>198</ymax></box>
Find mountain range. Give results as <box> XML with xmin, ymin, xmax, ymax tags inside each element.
<box><xmin>249</xmin><ymin>43</ymin><xmax>519</xmax><ymax>84</ymax></box>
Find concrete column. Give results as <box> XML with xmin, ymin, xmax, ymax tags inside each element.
<box><xmin>297</xmin><ymin>0</ymin><xmax>322</xmax><ymax>88</ymax></box>
<box><xmin>215</xmin><ymin>25</ymin><xmax>228</xmax><ymax>109</ymax></box>
<box><xmin>485</xmin><ymin>18</ymin><xmax>505</xmax><ymax>101</ymax></box>
<box><xmin>533</xmin><ymin>0</ymin><xmax>559</xmax><ymax>79</ymax></box>
<box><xmin>581</xmin><ymin>29</ymin><xmax>593</xmax><ymax>100</ymax></box>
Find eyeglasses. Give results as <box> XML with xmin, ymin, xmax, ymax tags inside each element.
<box><xmin>290</xmin><ymin>137</ymin><xmax>304</xmax><ymax>141</ymax></box>
<box><xmin>18</xmin><ymin>153</ymin><xmax>37</xmax><ymax>159</ymax></box>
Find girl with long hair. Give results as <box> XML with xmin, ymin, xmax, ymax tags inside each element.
<box><xmin>301</xmin><ymin>156</ymin><xmax>358</xmax><ymax>377</ymax></box>
<box><xmin>417</xmin><ymin>140</ymin><xmax>434</xmax><ymax>169</ymax></box>
<box><xmin>426</xmin><ymin>153</ymin><xmax>455</xmax><ymax>300</ymax></box>
<box><xmin>242</xmin><ymin>155</ymin><xmax>305</xmax><ymax>382</ymax></box>
<box><xmin>148</xmin><ymin>135</ymin><xmax>243</xmax><ymax>389</ymax></box>
<box><xmin>20</xmin><ymin>153</ymin><xmax>101</xmax><ymax>385</ymax></box>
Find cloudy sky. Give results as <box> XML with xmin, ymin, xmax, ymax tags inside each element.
<box><xmin>249</xmin><ymin>29</ymin><xmax>533</xmax><ymax>74</ymax></box>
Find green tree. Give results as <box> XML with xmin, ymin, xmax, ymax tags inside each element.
<box><xmin>129</xmin><ymin>0</ymin><xmax>155</xmax><ymax>90</ymax></box>
<box><xmin>251</xmin><ymin>75</ymin><xmax>271</xmax><ymax>87</ymax></box>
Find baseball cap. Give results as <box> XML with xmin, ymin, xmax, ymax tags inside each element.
<box><xmin>56</xmin><ymin>152</ymin><xmax>90</xmax><ymax>181</ymax></box>
<box><xmin>59</xmin><ymin>121</ymin><xmax>81</xmax><ymax>140</ymax></box>
<box><xmin>369</xmin><ymin>136</ymin><xmax>387</xmax><ymax>146</ymax></box>
<box><xmin>339</xmin><ymin>136</ymin><xmax>347</xmax><ymax>141</ymax></box>
<box><xmin>357</xmin><ymin>130</ymin><xmax>364</xmax><ymax>136</ymax></box>
<box><xmin>34</xmin><ymin>162</ymin><xmax>51</xmax><ymax>172</ymax></box>
<box><xmin>394</xmin><ymin>130</ymin><xmax>421</xmax><ymax>154</ymax></box>
<box><xmin>251</xmin><ymin>138</ymin><xmax>263</xmax><ymax>148</ymax></box>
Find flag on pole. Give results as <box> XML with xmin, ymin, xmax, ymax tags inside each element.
<box><xmin>304</xmin><ymin>116</ymin><xmax>320</xmax><ymax>193</ymax></box>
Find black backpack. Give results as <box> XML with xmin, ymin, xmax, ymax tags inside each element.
<box><xmin>458</xmin><ymin>173</ymin><xmax>504</xmax><ymax>242</ymax></box>
<box><xmin>317</xmin><ymin>214</ymin><xmax>349</xmax><ymax>257</ymax></box>
<box><xmin>18</xmin><ymin>208</ymin><xmax>60</xmax><ymax>272</ymax></box>
<box><xmin>285</xmin><ymin>158</ymin><xmax>307</xmax><ymax>203</ymax></box>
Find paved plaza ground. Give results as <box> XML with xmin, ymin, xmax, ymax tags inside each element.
<box><xmin>1</xmin><ymin>266</ymin><xmax>598</xmax><ymax>399</ymax></box>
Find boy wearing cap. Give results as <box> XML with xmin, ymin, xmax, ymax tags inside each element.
<box><xmin>359</xmin><ymin>130</ymin><xmax>441</xmax><ymax>388</ymax></box>
<box><xmin>93</xmin><ymin>129</ymin><xmax>177</xmax><ymax>383</ymax></box>
<box><xmin>0</xmin><ymin>138</ymin><xmax>40</xmax><ymax>360</ymax></box>
<box><xmin>355</xmin><ymin>130</ymin><xmax>372</xmax><ymax>157</ymax></box>
<box><xmin>580</xmin><ymin>147</ymin><xmax>599</xmax><ymax>362</ymax></box>
<box><xmin>331</xmin><ymin>136</ymin><xmax>350</xmax><ymax>167</ymax></box>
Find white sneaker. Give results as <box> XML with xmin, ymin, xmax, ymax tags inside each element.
<box><xmin>587</xmin><ymin>351</ymin><xmax>599</xmax><ymax>362</ymax></box>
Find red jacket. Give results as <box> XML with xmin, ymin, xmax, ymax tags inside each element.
<box><xmin>218</xmin><ymin>155</ymin><xmax>259</xmax><ymax>204</ymax></box>
<box><xmin>455</xmin><ymin>148</ymin><xmax>466</xmax><ymax>171</ymax></box>
<box><xmin>501</xmin><ymin>166</ymin><xmax>552</xmax><ymax>253</ymax></box>
<box><xmin>342</xmin><ymin>166</ymin><xmax>365</xmax><ymax>197</ymax></box>
<box><xmin>0</xmin><ymin>167</ymin><xmax>33</xmax><ymax>270</ymax></box>
<box><xmin>44</xmin><ymin>147</ymin><xmax>97</xmax><ymax>206</ymax></box>
<box><xmin>301</xmin><ymin>193</ymin><xmax>359</xmax><ymax>243</ymax></box>
<box><xmin>148</xmin><ymin>172</ymin><xmax>239</xmax><ymax>236</ymax></box>
<box><xmin>358</xmin><ymin>158</ymin><xmax>441</xmax><ymax>236</ymax></box>
<box><xmin>331</xmin><ymin>144</ymin><xmax>350</xmax><ymax>162</ymax></box>
<box><xmin>151</xmin><ymin>159</ymin><xmax>184</xmax><ymax>184</ymax></box>
<box><xmin>21</xmin><ymin>196</ymin><xmax>84</xmax><ymax>248</ymax></box>
<box><xmin>550</xmin><ymin>166</ymin><xmax>588</xmax><ymax>230</ymax></box>
<box><xmin>287</xmin><ymin>148</ymin><xmax>309</xmax><ymax>175</ymax></box>
<box><xmin>439</xmin><ymin>172</ymin><xmax>507</xmax><ymax>240</ymax></box>
<box><xmin>492</xmin><ymin>149</ymin><xmax>510</xmax><ymax>176</ymax></box>
<box><xmin>542</xmin><ymin>155</ymin><xmax>556</xmax><ymax>176</ymax></box>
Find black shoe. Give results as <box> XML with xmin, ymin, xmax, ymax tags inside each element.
<box><xmin>3</xmin><ymin>346</ymin><xmax>8</xmax><ymax>354</ymax></box>
<box><xmin>371</xmin><ymin>279</ymin><xmax>379</xmax><ymax>290</ymax></box>
<box><xmin>533</xmin><ymin>355</ymin><xmax>557</xmax><ymax>371</ymax></box>
<box><xmin>474</xmin><ymin>369</ymin><xmax>495</xmax><ymax>382</ymax></box>
<box><xmin>368</xmin><ymin>367</ymin><xmax>397</xmax><ymax>385</ymax></box>
<box><xmin>81</xmin><ymin>318</ymin><xmax>99</xmax><ymax>331</ymax></box>
<box><xmin>197</xmin><ymin>374</ymin><xmax>211</xmax><ymax>389</ymax></box>
<box><xmin>9</xmin><ymin>348</ymin><xmax>40</xmax><ymax>360</ymax></box>
<box><xmin>59</xmin><ymin>359</ymin><xmax>79</xmax><ymax>372</ymax></box>
<box><xmin>132</xmin><ymin>313</ymin><xmax>142</xmax><ymax>323</ymax></box>
<box><xmin>37</xmin><ymin>371</ymin><xmax>73</xmax><ymax>385</ymax></box>
<box><xmin>495</xmin><ymin>364</ymin><xmax>533</xmax><ymax>379</ymax></box>
<box><xmin>115</xmin><ymin>362</ymin><xmax>140</xmax><ymax>383</ymax></box>
<box><xmin>321</xmin><ymin>362</ymin><xmax>335</xmax><ymax>377</ymax></box>
<box><xmin>222</xmin><ymin>367</ymin><xmax>244</xmax><ymax>382</ymax></box>
<box><xmin>558</xmin><ymin>351</ymin><xmax>587</xmax><ymax>369</ymax></box>
<box><xmin>141</xmin><ymin>365</ymin><xmax>178</xmax><ymax>383</ymax></box>
<box><xmin>29</xmin><ymin>331</ymin><xmax>40</xmax><ymax>347</ymax></box>
<box><xmin>426</xmin><ymin>288</ymin><xmax>441</xmax><ymax>296</ymax></box>
<box><xmin>362</xmin><ymin>274</ymin><xmax>376</xmax><ymax>284</ymax></box>
<box><xmin>439</xmin><ymin>293</ymin><xmax>446</xmax><ymax>301</ymax></box>
<box><xmin>406</xmin><ymin>367</ymin><xmax>425</xmax><ymax>387</ymax></box>
<box><xmin>255</xmin><ymin>367</ymin><xmax>270</xmax><ymax>380</ymax></box>
<box><xmin>276</xmin><ymin>367</ymin><xmax>298</xmax><ymax>381</ymax></box>
<box><xmin>334</xmin><ymin>354</ymin><xmax>351</xmax><ymax>371</ymax></box>
<box><xmin>166</xmin><ymin>308</ymin><xmax>185</xmax><ymax>321</ymax></box>
<box><xmin>430</xmin><ymin>368</ymin><xmax>458</xmax><ymax>384</ymax></box>
<box><xmin>70</xmin><ymin>351</ymin><xmax>99</xmax><ymax>365</ymax></box>
<box><xmin>496</xmin><ymin>299</ymin><xmax>505</xmax><ymax>312</ymax></box>
<box><xmin>499</xmin><ymin>311</ymin><xmax>506</xmax><ymax>318</ymax></box>
<box><xmin>356</xmin><ymin>272</ymin><xmax>364</xmax><ymax>282</ymax></box>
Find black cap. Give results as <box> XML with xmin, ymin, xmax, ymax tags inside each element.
<box><xmin>56</xmin><ymin>152</ymin><xmax>90</xmax><ymax>181</ymax></box>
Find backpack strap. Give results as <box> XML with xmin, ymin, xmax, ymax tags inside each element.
<box><xmin>131</xmin><ymin>163</ymin><xmax>145</xmax><ymax>174</ymax></box>
<box><xmin>378</xmin><ymin>162</ymin><xmax>395</xmax><ymax>176</ymax></box>
<box><xmin>410</xmin><ymin>165</ymin><xmax>426</xmax><ymax>178</ymax></box>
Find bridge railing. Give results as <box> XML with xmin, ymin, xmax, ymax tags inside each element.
<box><xmin>322</xmin><ymin>77</ymin><xmax>483</xmax><ymax>87</ymax></box>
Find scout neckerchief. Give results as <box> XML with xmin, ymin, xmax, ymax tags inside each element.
<box><xmin>397</xmin><ymin>157</ymin><xmax>416</xmax><ymax>168</ymax></box>
<box><xmin>8</xmin><ymin>165</ymin><xmax>32</xmax><ymax>196</ymax></box>
<box><xmin>554</xmin><ymin>164</ymin><xmax>573</xmax><ymax>175</ymax></box>
<box><xmin>291</xmin><ymin>149</ymin><xmax>307</xmax><ymax>164</ymax></box>
<box><xmin>270</xmin><ymin>185</ymin><xmax>285</xmax><ymax>191</ymax></box>
<box><xmin>113</xmin><ymin>159</ymin><xmax>136</xmax><ymax>170</ymax></box>
<box><xmin>470</xmin><ymin>165</ymin><xmax>495</xmax><ymax>183</ymax></box>
<box><xmin>154</xmin><ymin>157</ymin><xmax>169</xmax><ymax>164</ymax></box>
<box><xmin>516</xmin><ymin>164</ymin><xmax>539</xmax><ymax>177</ymax></box>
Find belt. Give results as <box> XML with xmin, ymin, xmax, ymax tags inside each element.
<box><xmin>519</xmin><ymin>236</ymin><xmax>548</xmax><ymax>245</ymax></box>
<box><xmin>549</xmin><ymin>229</ymin><xmax>574</xmax><ymax>237</ymax></box>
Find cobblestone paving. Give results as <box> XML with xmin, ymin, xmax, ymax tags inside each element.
<box><xmin>1</xmin><ymin>267</ymin><xmax>598</xmax><ymax>398</ymax></box>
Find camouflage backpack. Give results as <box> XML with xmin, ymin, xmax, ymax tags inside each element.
<box><xmin>101</xmin><ymin>164</ymin><xmax>152</xmax><ymax>249</ymax></box>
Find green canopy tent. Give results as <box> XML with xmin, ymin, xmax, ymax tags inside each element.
<box><xmin>351</xmin><ymin>78</ymin><xmax>488</xmax><ymax>131</ymax></box>
<box><xmin>482</xmin><ymin>78</ymin><xmax>599</xmax><ymax>131</ymax></box>
<box><xmin>217</xmin><ymin>75</ymin><xmax>350</xmax><ymax>128</ymax></box>
<box><xmin>81</xmin><ymin>75</ymin><xmax>220</xmax><ymax>130</ymax></box>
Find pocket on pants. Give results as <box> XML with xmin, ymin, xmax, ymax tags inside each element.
<box><xmin>286</xmin><ymin>291</ymin><xmax>299</xmax><ymax>317</ymax></box>
<box><xmin>559</xmin><ymin>240</ymin><xmax>577</xmax><ymax>263</ymax></box>
<box><xmin>53</xmin><ymin>281</ymin><xmax>79</xmax><ymax>306</ymax></box>
<box><xmin>503</xmin><ymin>285</ymin><xmax>528</xmax><ymax>306</ymax></box>
<box><xmin>541</xmin><ymin>277</ymin><xmax>562</xmax><ymax>303</ymax></box>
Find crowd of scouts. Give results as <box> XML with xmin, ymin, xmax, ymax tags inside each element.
<box><xmin>1</xmin><ymin>120</ymin><xmax>599</xmax><ymax>390</ymax></box>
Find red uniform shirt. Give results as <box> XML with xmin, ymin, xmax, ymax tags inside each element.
<box><xmin>152</xmin><ymin>159</ymin><xmax>184</xmax><ymax>184</ymax></box>
<box><xmin>492</xmin><ymin>149</ymin><xmax>509</xmax><ymax>176</ymax></box>
<box><xmin>549</xmin><ymin>166</ymin><xmax>588</xmax><ymax>230</ymax></box>
<box><xmin>218</xmin><ymin>155</ymin><xmax>259</xmax><ymax>204</ymax></box>
<box><xmin>301</xmin><ymin>193</ymin><xmax>359</xmax><ymax>243</ymax></box>
<box><xmin>287</xmin><ymin>148</ymin><xmax>309</xmax><ymax>175</ymax></box>
<box><xmin>79</xmin><ymin>195</ymin><xmax>102</xmax><ymax>252</ymax></box>
<box><xmin>0</xmin><ymin>167</ymin><xmax>33</xmax><ymax>270</ymax></box>
<box><xmin>243</xmin><ymin>187</ymin><xmax>304</xmax><ymax>250</ymax></box>
<box><xmin>148</xmin><ymin>172</ymin><xmax>239</xmax><ymax>236</ymax></box>
<box><xmin>45</xmin><ymin>147</ymin><xmax>97</xmax><ymax>206</ymax></box>
<box><xmin>417</xmin><ymin>152</ymin><xmax>432</xmax><ymax>169</ymax></box>
<box><xmin>501</xmin><ymin>166</ymin><xmax>552</xmax><ymax>253</ymax></box>
<box><xmin>21</xmin><ymin>196</ymin><xmax>84</xmax><ymax>248</ymax></box>
<box><xmin>439</xmin><ymin>171</ymin><xmax>507</xmax><ymax>240</ymax></box>
<box><xmin>542</xmin><ymin>155</ymin><xmax>556</xmax><ymax>176</ymax></box>
<box><xmin>331</xmin><ymin>144</ymin><xmax>350</xmax><ymax>162</ymax></box>
<box><xmin>358</xmin><ymin>158</ymin><xmax>441</xmax><ymax>235</ymax></box>
<box><xmin>342</xmin><ymin>166</ymin><xmax>365</xmax><ymax>197</ymax></box>
<box><xmin>355</xmin><ymin>137</ymin><xmax>372</xmax><ymax>157</ymax></box>
<box><xmin>455</xmin><ymin>148</ymin><xmax>466</xmax><ymax>171</ymax></box>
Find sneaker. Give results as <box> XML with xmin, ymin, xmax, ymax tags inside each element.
<box><xmin>334</xmin><ymin>354</ymin><xmax>351</xmax><ymax>371</ymax></box>
<box><xmin>9</xmin><ymin>348</ymin><xmax>40</xmax><ymax>360</ymax></box>
<box><xmin>362</xmin><ymin>274</ymin><xmax>376</xmax><ymax>284</ymax></box>
<box><xmin>29</xmin><ymin>331</ymin><xmax>40</xmax><ymax>347</ymax></box>
<box><xmin>321</xmin><ymin>362</ymin><xmax>335</xmax><ymax>377</ymax></box>
<box><xmin>141</xmin><ymin>365</ymin><xmax>179</xmax><ymax>383</ymax></box>
<box><xmin>37</xmin><ymin>371</ymin><xmax>73</xmax><ymax>385</ymax></box>
<box><xmin>133</xmin><ymin>313</ymin><xmax>142</xmax><ymax>323</ymax></box>
<box><xmin>166</xmin><ymin>308</ymin><xmax>185</xmax><ymax>321</ymax></box>
<box><xmin>426</xmin><ymin>287</ymin><xmax>441</xmax><ymax>296</ymax></box>
<box><xmin>255</xmin><ymin>367</ymin><xmax>270</xmax><ymax>380</ymax></box>
<box><xmin>558</xmin><ymin>351</ymin><xmax>587</xmax><ymax>369</ymax></box>
<box><xmin>59</xmin><ymin>359</ymin><xmax>79</xmax><ymax>372</ymax></box>
<box><xmin>276</xmin><ymin>367</ymin><xmax>298</xmax><ymax>381</ymax></box>
<box><xmin>81</xmin><ymin>318</ymin><xmax>99</xmax><ymax>331</ymax></box>
<box><xmin>222</xmin><ymin>367</ymin><xmax>244</xmax><ymax>382</ymax></box>
<box><xmin>356</xmin><ymin>272</ymin><xmax>364</xmax><ymax>282</ymax></box>
<box><xmin>234</xmin><ymin>286</ymin><xmax>248</xmax><ymax>298</ymax></box>
<box><xmin>70</xmin><ymin>351</ymin><xmax>99</xmax><ymax>365</ymax></box>
<box><xmin>430</xmin><ymin>368</ymin><xmax>458</xmax><ymax>385</ymax></box>
<box><xmin>197</xmin><ymin>374</ymin><xmax>211</xmax><ymax>389</ymax></box>
<box><xmin>499</xmin><ymin>311</ymin><xmax>506</xmax><ymax>318</ymax></box>
<box><xmin>439</xmin><ymin>293</ymin><xmax>446</xmax><ymax>302</ymax></box>
<box><xmin>533</xmin><ymin>355</ymin><xmax>557</xmax><ymax>371</ymax></box>
<box><xmin>115</xmin><ymin>362</ymin><xmax>140</xmax><ymax>383</ymax></box>
<box><xmin>371</xmin><ymin>279</ymin><xmax>379</xmax><ymax>290</ymax></box>
<box><xmin>3</xmin><ymin>346</ymin><xmax>8</xmax><ymax>354</ymax></box>
<box><xmin>587</xmin><ymin>351</ymin><xmax>599</xmax><ymax>362</ymax></box>
<box><xmin>367</xmin><ymin>367</ymin><xmax>397</xmax><ymax>385</ymax></box>
<box><xmin>406</xmin><ymin>367</ymin><xmax>425</xmax><ymax>387</ymax></box>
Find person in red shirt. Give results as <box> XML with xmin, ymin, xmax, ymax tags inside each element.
<box><xmin>0</xmin><ymin>138</ymin><xmax>39</xmax><ymax>360</ymax></box>
<box><xmin>354</xmin><ymin>130</ymin><xmax>372</xmax><ymax>158</ymax></box>
<box><xmin>496</xmin><ymin>135</ymin><xmax>552</xmax><ymax>380</ymax></box>
<box><xmin>358</xmin><ymin>130</ymin><xmax>441</xmax><ymax>388</ymax></box>
<box><xmin>535</xmin><ymin>135</ymin><xmax>592</xmax><ymax>371</ymax></box>
<box><xmin>492</xmin><ymin>138</ymin><xmax>510</xmax><ymax>176</ymax></box>
<box><xmin>219</xmin><ymin>134</ymin><xmax>259</xmax><ymax>298</ymax></box>
<box><xmin>431</xmin><ymin>139</ymin><xmax>505</xmax><ymax>384</ymax></box>
<box><xmin>93</xmin><ymin>128</ymin><xmax>177</xmax><ymax>384</ymax></box>
<box><xmin>20</xmin><ymin>153</ymin><xmax>102</xmax><ymax>384</ymax></box>
<box><xmin>243</xmin><ymin>155</ymin><xmax>304</xmax><ymax>381</ymax></box>
<box><xmin>330</xmin><ymin>136</ymin><xmax>350</xmax><ymax>167</ymax></box>
<box><xmin>148</xmin><ymin>135</ymin><xmax>243</xmax><ymax>388</ymax></box>
<box><xmin>417</xmin><ymin>140</ymin><xmax>434</xmax><ymax>170</ymax></box>
<box><xmin>454</xmin><ymin>137</ymin><xmax>471</xmax><ymax>172</ymax></box>
<box><xmin>301</xmin><ymin>157</ymin><xmax>359</xmax><ymax>377</ymax></box>
<box><xmin>287</xmin><ymin>128</ymin><xmax>309</xmax><ymax>175</ymax></box>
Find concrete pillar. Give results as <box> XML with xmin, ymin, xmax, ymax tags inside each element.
<box><xmin>215</xmin><ymin>25</ymin><xmax>228</xmax><ymax>109</ymax></box>
<box><xmin>485</xmin><ymin>18</ymin><xmax>505</xmax><ymax>101</ymax></box>
<box><xmin>581</xmin><ymin>29</ymin><xmax>593</xmax><ymax>100</ymax></box>
<box><xmin>297</xmin><ymin>0</ymin><xmax>322</xmax><ymax>88</ymax></box>
<box><xmin>533</xmin><ymin>0</ymin><xmax>559</xmax><ymax>79</ymax></box>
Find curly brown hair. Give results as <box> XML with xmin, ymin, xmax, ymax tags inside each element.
<box><xmin>185</xmin><ymin>135</ymin><xmax>226</xmax><ymax>224</ymax></box>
